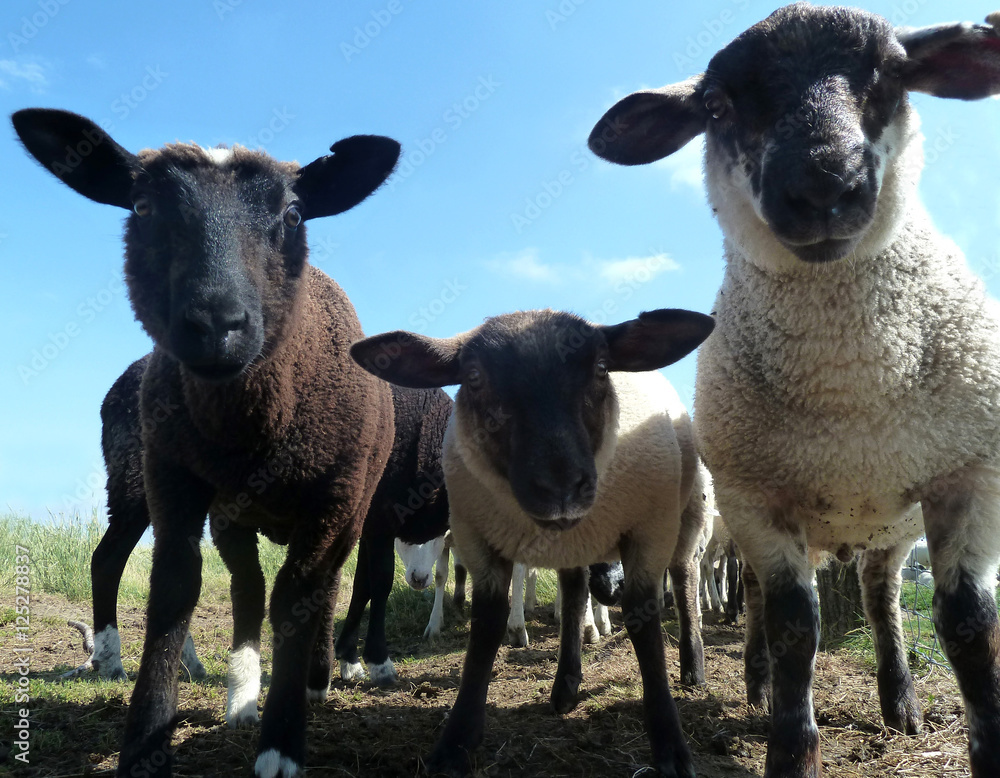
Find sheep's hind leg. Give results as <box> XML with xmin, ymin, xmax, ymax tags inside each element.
<box><xmin>858</xmin><ymin>544</ymin><xmax>922</xmax><ymax>734</ymax></box>
<box><xmin>213</xmin><ymin>518</ymin><xmax>266</xmax><ymax>727</ymax></box>
<box><xmin>669</xmin><ymin>558</ymin><xmax>706</xmax><ymax>686</ymax></box>
<box><xmin>425</xmin><ymin>543</ymin><xmax>451</xmax><ymax>640</ymax></box>
<box><xmin>425</xmin><ymin>553</ymin><xmax>513</xmax><ymax>777</ymax></box>
<box><xmin>506</xmin><ymin>563</ymin><xmax>530</xmax><ymax>647</ymax></box>
<box><xmin>361</xmin><ymin>532</ymin><xmax>398</xmax><ymax>686</ymax></box>
<box><xmin>255</xmin><ymin>521</ymin><xmax>355</xmax><ymax>778</ymax></box>
<box><xmin>923</xmin><ymin>475</ymin><xmax>1000</xmax><ymax>777</ymax></box>
<box><xmin>335</xmin><ymin>534</ymin><xmax>371</xmax><ymax>682</ymax></box>
<box><xmin>742</xmin><ymin>562</ymin><xmax>770</xmax><ymax>710</ymax></box>
<box><xmin>552</xmin><ymin>567</ymin><xmax>588</xmax><ymax>713</ymax></box>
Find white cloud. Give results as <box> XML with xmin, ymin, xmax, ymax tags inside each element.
<box><xmin>486</xmin><ymin>249</ymin><xmax>680</xmax><ymax>287</ymax></box>
<box><xmin>653</xmin><ymin>136</ymin><xmax>705</xmax><ymax>193</ymax></box>
<box><xmin>0</xmin><ymin>59</ymin><xmax>49</xmax><ymax>93</ymax></box>
<box><xmin>485</xmin><ymin>248</ymin><xmax>560</xmax><ymax>283</ymax></box>
<box><xmin>595</xmin><ymin>254</ymin><xmax>680</xmax><ymax>285</ymax></box>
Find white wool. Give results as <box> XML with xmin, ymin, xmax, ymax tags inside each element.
<box><xmin>446</xmin><ymin>370</ymin><xmax>691</xmax><ymax>588</ymax></box>
<box><xmin>226</xmin><ymin>643</ymin><xmax>261</xmax><ymax>728</ymax></box>
<box><xmin>696</xmin><ymin>101</ymin><xmax>1000</xmax><ymax>586</ymax></box>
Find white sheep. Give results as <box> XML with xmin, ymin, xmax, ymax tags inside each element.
<box><xmin>394</xmin><ymin>533</ymin><xmax>467</xmax><ymax>640</ymax></box>
<box><xmin>590</xmin><ymin>5</ymin><xmax>1000</xmax><ymax>776</ymax></box>
<box><xmin>351</xmin><ymin>307</ymin><xmax>715</xmax><ymax>777</ymax></box>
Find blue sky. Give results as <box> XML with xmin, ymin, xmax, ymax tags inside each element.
<box><xmin>2</xmin><ymin>1</ymin><xmax>999</xmax><ymax>520</ymax></box>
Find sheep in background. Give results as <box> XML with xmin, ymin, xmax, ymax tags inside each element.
<box><xmin>352</xmin><ymin>306</ymin><xmax>714</xmax><ymax>777</ymax></box>
<box><xmin>395</xmin><ymin>532</ymin><xmax>467</xmax><ymax>640</ymax></box>
<box><xmin>62</xmin><ymin>354</ymin><xmax>206</xmax><ymax>683</ymax></box>
<box><xmin>335</xmin><ymin>385</ymin><xmax>453</xmax><ymax>685</ymax></box>
<box><xmin>590</xmin><ymin>5</ymin><xmax>1000</xmax><ymax>776</ymax></box>
<box><xmin>13</xmin><ymin>108</ymin><xmax>399</xmax><ymax>778</ymax></box>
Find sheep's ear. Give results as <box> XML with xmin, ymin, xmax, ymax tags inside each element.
<box><xmin>897</xmin><ymin>15</ymin><xmax>1000</xmax><ymax>99</ymax></box>
<box><xmin>295</xmin><ymin>135</ymin><xmax>401</xmax><ymax>220</ymax></box>
<box><xmin>350</xmin><ymin>331</ymin><xmax>461</xmax><ymax>389</ymax></box>
<box><xmin>589</xmin><ymin>77</ymin><xmax>706</xmax><ymax>166</ymax></box>
<box><xmin>601</xmin><ymin>308</ymin><xmax>714</xmax><ymax>372</ymax></box>
<box><xmin>11</xmin><ymin>108</ymin><xmax>138</xmax><ymax>209</ymax></box>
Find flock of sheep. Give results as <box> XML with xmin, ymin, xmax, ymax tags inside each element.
<box><xmin>13</xmin><ymin>4</ymin><xmax>1000</xmax><ymax>777</ymax></box>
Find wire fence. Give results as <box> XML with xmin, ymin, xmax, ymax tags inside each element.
<box><xmin>900</xmin><ymin>544</ymin><xmax>951</xmax><ymax>673</ymax></box>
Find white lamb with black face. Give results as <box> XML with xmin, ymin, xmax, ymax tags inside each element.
<box><xmin>590</xmin><ymin>4</ymin><xmax>1000</xmax><ymax>777</ymax></box>
<box><xmin>352</xmin><ymin>307</ymin><xmax>715</xmax><ymax>778</ymax></box>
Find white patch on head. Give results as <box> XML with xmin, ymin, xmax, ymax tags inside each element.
<box><xmin>180</xmin><ymin>633</ymin><xmax>207</xmax><ymax>680</ymax></box>
<box><xmin>92</xmin><ymin>625</ymin><xmax>126</xmax><ymax>681</ymax></box>
<box><xmin>203</xmin><ymin>146</ymin><xmax>234</xmax><ymax>164</ymax></box>
<box><xmin>226</xmin><ymin>643</ymin><xmax>261</xmax><ymax>728</ymax></box>
<box><xmin>340</xmin><ymin>659</ymin><xmax>366</xmax><ymax>682</ymax></box>
<box><xmin>255</xmin><ymin>749</ymin><xmax>301</xmax><ymax>778</ymax></box>
<box><xmin>396</xmin><ymin>536</ymin><xmax>446</xmax><ymax>590</ymax></box>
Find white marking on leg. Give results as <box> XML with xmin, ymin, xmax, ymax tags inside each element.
<box><xmin>507</xmin><ymin>563</ymin><xmax>530</xmax><ymax>647</ymax></box>
<box><xmin>226</xmin><ymin>643</ymin><xmax>261</xmax><ymax>728</ymax></box>
<box><xmin>307</xmin><ymin>684</ymin><xmax>330</xmax><ymax>703</ymax></box>
<box><xmin>93</xmin><ymin>625</ymin><xmax>127</xmax><ymax>681</ymax></box>
<box><xmin>180</xmin><ymin>632</ymin><xmax>207</xmax><ymax>680</ymax></box>
<box><xmin>340</xmin><ymin>659</ymin><xmax>367</xmax><ymax>682</ymax></box>
<box><xmin>425</xmin><ymin>544</ymin><xmax>449</xmax><ymax>640</ymax></box>
<box><xmin>255</xmin><ymin>749</ymin><xmax>301</xmax><ymax>778</ymax></box>
<box><xmin>582</xmin><ymin>591</ymin><xmax>600</xmax><ymax>644</ymax></box>
<box><xmin>367</xmin><ymin>658</ymin><xmax>398</xmax><ymax>686</ymax></box>
<box><xmin>593</xmin><ymin>602</ymin><xmax>612</xmax><ymax>637</ymax></box>
<box><xmin>525</xmin><ymin>566</ymin><xmax>538</xmax><ymax>612</ymax></box>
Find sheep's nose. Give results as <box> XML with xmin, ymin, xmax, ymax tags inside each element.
<box><xmin>182</xmin><ymin>303</ymin><xmax>250</xmax><ymax>345</ymax></box>
<box><xmin>409</xmin><ymin>573</ymin><xmax>430</xmax><ymax>591</ymax></box>
<box><xmin>784</xmin><ymin>167</ymin><xmax>863</xmax><ymax>219</ymax></box>
<box><xmin>529</xmin><ymin>470</ymin><xmax>596</xmax><ymax>513</ymax></box>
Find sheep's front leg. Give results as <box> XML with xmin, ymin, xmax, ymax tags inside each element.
<box><xmin>425</xmin><ymin>543</ymin><xmax>451</xmax><ymax>640</ymax></box>
<box><xmin>307</xmin><ymin>567</ymin><xmax>342</xmax><ymax>701</ymax></box>
<box><xmin>620</xmin><ymin>539</ymin><xmax>694</xmax><ymax>777</ymax></box>
<box><xmin>118</xmin><ymin>458</ymin><xmax>213</xmax><ymax>777</ymax></box>
<box><xmin>506</xmin><ymin>563</ymin><xmax>530</xmax><ymax>647</ymax></box>
<box><xmin>760</xmin><ymin>564</ymin><xmax>821</xmax><ymax>778</ymax></box>
<box><xmin>923</xmin><ymin>478</ymin><xmax>1000</xmax><ymax>777</ymax></box>
<box><xmin>212</xmin><ymin>518</ymin><xmax>266</xmax><ymax>727</ymax></box>
<box><xmin>425</xmin><ymin>553</ymin><xmax>513</xmax><ymax>777</ymax></box>
<box><xmin>858</xmin><ymin>544</ymin><xmax>922</xmax><ymax>734</ymax></box>
<box><xmin>552</xmin><ymin>567</ymin><xmax>588</xmax><ymax>713</ymax></box>
<box><xmin>256</xmin><ymin>523</ymin><xmax>356</xmax><ymax>778</ymax></box>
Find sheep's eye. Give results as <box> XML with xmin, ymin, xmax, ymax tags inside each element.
<box><xmin>595</xmin><ymin>359</ymin><xmax>608</xmax><ymax>378</ymax></box>
<box><xmin>703</xmin><ymin>88</ymin><xmax>729</xmax><ymax>120</ymax></box>
<box><xmin>132</xmin><ymin>195</ymin><xmax>152</xmax><ymax>218</ymax></box>
<box><xmin>466</xmin><ymin>367</ymin><xmax>483</xmax><ymax>389</ymax></box>
<box><xmin>283</xmin><ymin>205</ymin><xmax>302</xmax><ymax>229</ymax></box>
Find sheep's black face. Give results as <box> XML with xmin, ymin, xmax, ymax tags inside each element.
<box><xmin>456</xmin><ymin>311</ymin><xmax>611</xmax><ymax>529</ymax></box>
<box><xmin>704</xmin><ymin>4</ymin><xmax>907</xmax><ymax>263</ymax></box>
<box><xmin>124</xmin><ymin>146</ymin><xmax>306</xmax><ymax>381</ymax></box>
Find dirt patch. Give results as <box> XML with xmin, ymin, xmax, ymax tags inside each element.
<box><xmin>4</xmin><ymin>592</ymin><xmax>971</xmax><ymax>777</ymax></box>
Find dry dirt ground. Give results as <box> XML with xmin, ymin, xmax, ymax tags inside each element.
<box><xmin>3</xmin><ymin>590</ymin><xmax>973</xmax><ymax>777</ymax></box>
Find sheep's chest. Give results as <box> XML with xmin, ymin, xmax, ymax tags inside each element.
<box><xmin>697</xmin><ymin>243</ymin><xmax>1000</xmax><ymax>553</ymax></box>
